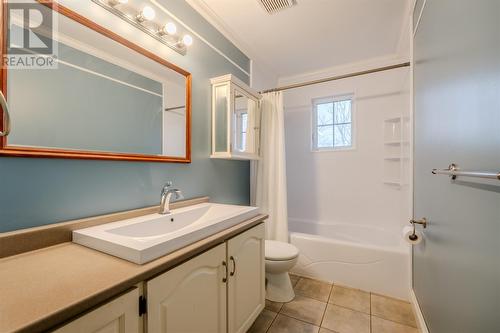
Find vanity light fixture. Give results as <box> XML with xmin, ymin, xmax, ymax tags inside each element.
<box><xmin>158</xmin><ymin>22</ymin><xmax>177</xmax><ymax>36</ymax></box>
<box><xmin>182</xmin><ymin>34</ymin><xmax>193</xmax><ymax>47</ymax></box>
<box><xmin>92</xmin><ymin>0</ymin><xmax>191</xmax><ymax>55</ymax></box>
<box><xmin>136</xmin><ymin>5</ymin><xmax>156</xmax><ymax>22</ymax></box>
<box><xmin>108</xmin><ymin>0</ymin><xmax>128</xmax><ymax>6</ymax></box>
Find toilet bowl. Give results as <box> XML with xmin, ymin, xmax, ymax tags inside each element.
<box><xmin>265</xmin><ymin>240</ymin><xmax>299</xmax><ymax>302</ymax></box>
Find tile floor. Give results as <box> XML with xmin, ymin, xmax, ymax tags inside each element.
<box><xmin>249</xmin><ymin>274</ymin><xmax>420</xmax><ymax>333</ymax></box>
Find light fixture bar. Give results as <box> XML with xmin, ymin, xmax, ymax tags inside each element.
<box><xmin>91</xmin><ymin>0</ymin><xmax>187</xmax><ymax>55</ymax></box>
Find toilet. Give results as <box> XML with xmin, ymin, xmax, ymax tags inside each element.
<box><xmin>265</xmin><ymin>240</ymin><xmax>300</xmax><ymax>302</ymax></box>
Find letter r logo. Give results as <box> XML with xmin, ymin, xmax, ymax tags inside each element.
<box><xmin>7</xmin><ymin>3</ymin><xmax>53</xmax><ymax>55</ymax></box>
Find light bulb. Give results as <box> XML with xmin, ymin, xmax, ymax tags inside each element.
<box><xmin>182</xmin><ymin>34</ymin><xmax>193</xmax><ymax>46</ymax></box>
<box><xmin>160</xmin><ymin>22</ymin><xmax>177</xmax><ymax>35</ymax></box>
<box><xmin>137</xmin><ymin>6</ymin><xmax>155</xmax><ymax>22</ymax></box>
<box><xmin>108</xmin><ymin>0</ymin><xmax>128</xmax><ymax>6</ymax></box>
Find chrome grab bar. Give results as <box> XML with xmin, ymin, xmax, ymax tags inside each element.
<box><xmin>432</xmin><ymin>163</ymin><xmax>500</xmax><ymax>180</ymax></box>
<box><xmin>0</xmin><ymin>90</ymin><xmax>10</xmax><ymax>137</ymax></box>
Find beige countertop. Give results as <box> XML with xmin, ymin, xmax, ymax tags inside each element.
<box><xmin>0</xmin><ymin>214</ymin><xmax>267</xmax><ymax>333</ymax></box>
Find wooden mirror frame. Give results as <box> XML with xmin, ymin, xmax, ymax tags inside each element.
<box><xmin>0</xmin><ymin>1</ymin><xmax>191</xmax><ymax>163</ymax></box>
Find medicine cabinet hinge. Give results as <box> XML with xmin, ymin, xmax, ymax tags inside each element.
<box><xmin>139</xmin><ymin>296</ymin><xmax>147</xmax><ymax>316</ymax></box>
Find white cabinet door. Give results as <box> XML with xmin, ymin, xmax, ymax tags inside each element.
<box><xmin>227</xmin><ymin>223</ymin><xmax>265</xmax><ymax>333</ymax></box>
<box><xmin>53</xmin><ymin>288</ymin><xmax>140</xmax><ymax>333</ymax></box>
<box><xmin>147</xmin><ymin>243</ymin><xmax>227</xmax><ymax>333</ymax></box>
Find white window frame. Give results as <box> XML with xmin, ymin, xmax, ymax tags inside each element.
<box><xmin>311</xmin><ymin>94</ymin><xmax>355</xmax><ymax>152</ymax></box>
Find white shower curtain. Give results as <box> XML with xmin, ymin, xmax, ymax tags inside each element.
<box><xmin>251</xmin><ymin>91</ymin><xmax>289</xmax><ymax>242</ymax></box>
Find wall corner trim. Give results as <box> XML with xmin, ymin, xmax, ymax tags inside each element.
<box><xmin>410</xmin><ymin>288</ymin><xmax>430</xmax><ymax>333</ymax></box>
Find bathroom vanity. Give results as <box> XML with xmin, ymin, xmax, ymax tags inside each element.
<box><xmin>0</xmin><ymin>198</ymin><xmax>267</xmax><ymax>333</ymax></box>
<box><xmin>58</xmin><ymin>224</ymin><xmax>264</xmax><ymax>333</ymax></box>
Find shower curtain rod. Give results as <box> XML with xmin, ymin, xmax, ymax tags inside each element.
<box><xmin>259</xmin><ymin>62</ymin><xmax>411</xmax><ymax>94</ymax></box>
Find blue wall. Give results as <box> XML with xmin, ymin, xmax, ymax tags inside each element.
<box><xmin>0</xmin><ymin>0</ymin><xmax>251</xmax><ymax>232</ymax></box>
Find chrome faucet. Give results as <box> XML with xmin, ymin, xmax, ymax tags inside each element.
<box><xmin>159</xmin><ymin>181</ymin><xmax>183</xmax><ymax>215</ymax></box>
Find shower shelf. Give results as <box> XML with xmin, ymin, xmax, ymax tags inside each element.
<box><xmin>383</xmin><ymin>115</ymin><xmax>410</xmax><ymax>189</ymax></box>
<box><xmin>383</xmin><ymin>179</ymin><xmax>402</xmax><ymax>186</ymax></box>
<box><xmin>383</xmin><ymin>179</ymin><xmax>408</xmax><ymax>188</ymax></box>
<box><xmin>384</xmin><ymin>157</ymin><xmax>409</xmax><ymax>161</ymax></box>
<box><xmin>384</xmin><ymin>140</ymin><xmax>409</xmax><ymax>145</ymax></box>
<box><xmin>384</xmin><ymin>117</ymin><xmax>402</xmax><ymax>123</ymax></box>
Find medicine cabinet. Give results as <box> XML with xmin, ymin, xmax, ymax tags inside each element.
<box><xmin>211</xmin><ymin>75</ymin><xmax>261</xmax><ymax>160</ymax></box>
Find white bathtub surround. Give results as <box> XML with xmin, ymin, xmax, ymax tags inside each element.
<box><xmin>283</xmin><ymin>67</ymin><xmax>411</xmax><ymax>233</ymax></box>
<box><xmin>254</xmin><ymin>91</ymin><xmax>289</xmax><ymax>242</ymax></box>
<box><xmin>289</xmin><ymin>221</ymin><xmax>410</xmax><ymax>300</ymax></box>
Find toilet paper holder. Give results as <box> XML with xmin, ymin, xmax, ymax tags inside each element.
<box><xmin>408</xmin><ymin>218</ymin><xmax>427</xmax><ymax>241</ymax></box>
<box><xmin>410</xmin><ymin>218</ymin><xmax>427</xmax><ymax>228</ymax></box>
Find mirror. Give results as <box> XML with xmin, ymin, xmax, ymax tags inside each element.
<box><xmin>234</xmin><ymin>89</ymin><xmax>258</xmax><ymax>155</ymax></box>
<box><xmin>213</xmin><ymin>84</ymin><xmax>229</xmax><ymax>153</ymax></box>
<box><xmin>0</xmin><ymin>1</ymin><xmax>191</xmax><ymax>162</ymax></box>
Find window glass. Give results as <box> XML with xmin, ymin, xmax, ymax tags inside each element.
<box><xmin>313</xmin><ymin>97</ymin><xmax>353</xmax><ymax>150</ymax></box>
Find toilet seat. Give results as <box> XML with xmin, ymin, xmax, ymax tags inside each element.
<box><xmin>265</xmin><ymin>240</ymin><xmax>299</xmax><ymax>261</ymax></box>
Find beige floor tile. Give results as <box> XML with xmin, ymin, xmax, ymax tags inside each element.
<box><xmin>268</xmin><ymin>314</ymin><xmax>320</xmax><ymax>333</ymax></box>
<box><xmin>322</xmin><ymin>304</ymin><xmax>370</xmax><ymax>333</ymax></box>
<box><xmin>265</xmin><ymin>299</ymin><xmax>284</xmax><ymax>312</ymax></box>
<box><xmin>294</xmin><ymin>277</ymin><xmax>332</xmax><ymax>302</ymax></box>
<box><xmin>280</xmin><ymin>295</ymin><xmax>327</xmax><ymax>326</ymax></box>
<box><xmin>371</xmin><ymin>294</ymin><xmax>417</xmax><ymax>327</ymax></box>
<box><xmin>329</xmin><ymin>286</ymin><xmax>370</xmax><ymax>314</ymax></box>
<box><xmin>290</xmin><ymin>274</ymin><xmax>300</xmax><ymax>287</ymax></box>
<box><xmin>248</xmin><ymin>309</ymin><xmax>278</xmax><ymax>333</ymax></box>
<box><xmin>372</xmin><ymin>316</ymin><xmax>420</xmax><ymax>333</ymax></box>
<box><xmin>319</xmin><ymin>328</ymin><xmax>336</xmax><ymax>333</ymax></box>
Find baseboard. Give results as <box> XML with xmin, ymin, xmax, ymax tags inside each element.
<box><xmin>409</xmin><ymin>289</ymin><xmax>429</xmax><ymax>333</ymax></box>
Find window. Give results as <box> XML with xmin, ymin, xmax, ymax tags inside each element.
<box><xmin>312</xmin><ymin>95</ymin><xmax>354</xmax><ymax>151</ymax></box>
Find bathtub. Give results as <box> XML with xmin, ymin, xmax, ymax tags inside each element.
<box><xmin>289</xmin><ymin>221</ymin><xmax>410</xmax><ymax>300</ymax></box>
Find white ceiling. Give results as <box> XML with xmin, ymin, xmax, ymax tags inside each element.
<box><xmin>188</xmin><ymin>0</ymin><xmax>410</xmax><ymax>79</ymax></box>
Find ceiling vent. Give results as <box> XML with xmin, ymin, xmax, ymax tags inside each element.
<box><xmin>259</xmin><ymin>0</ymin><xmax>297</xmax><ymax>14</ymax></box>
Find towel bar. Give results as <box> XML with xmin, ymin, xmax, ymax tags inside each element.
<box><xmin>432</xmin><ymin>163</ymin><xmax>500</xmax><ymax>180</ymax></box>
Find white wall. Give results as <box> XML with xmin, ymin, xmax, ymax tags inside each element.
<box><xmin>284</xmin><ymin>67</ymin><xmax>411</xmax><ymax>231</ymax></box>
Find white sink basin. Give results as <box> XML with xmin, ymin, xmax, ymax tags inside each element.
<box><xmin>73</xmin><ymin>203</ymin><xmax>259</xmax><ymax>264</ymax></box>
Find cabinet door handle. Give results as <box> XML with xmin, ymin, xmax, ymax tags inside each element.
<box><xmin>222</xmin><ymin>261</ymin><xmax>227</xmax><ymax>283</ymax></box>
<box><xmin>229</xmin><ymin>256</ymin><xmax>236</xmax><ymax>276</ymax></box>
